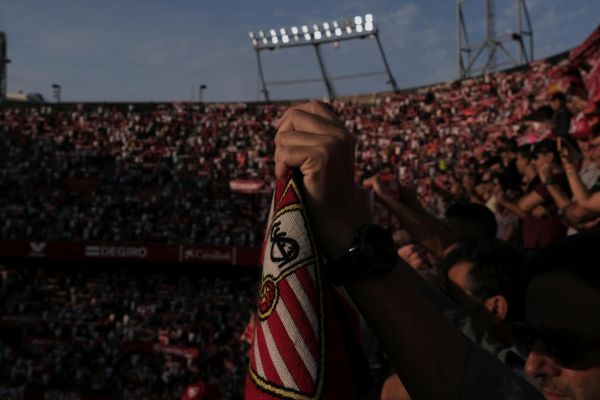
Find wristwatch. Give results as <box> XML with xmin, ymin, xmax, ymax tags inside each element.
<box><xmin>328</xmin><ymin>224</ymin><xmax>398</xmax><ymax>286</ymax></box>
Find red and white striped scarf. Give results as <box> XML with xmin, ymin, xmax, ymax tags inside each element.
<box><xmin>245</xmin><ymin>174</ymin><xmax>369</xmax><ymax>399</ymax></box>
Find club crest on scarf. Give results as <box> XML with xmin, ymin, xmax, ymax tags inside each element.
<box><xmin>247</xmin><ymin>177</ymin><xmax>325</xmax><ymax>400</ymax></box>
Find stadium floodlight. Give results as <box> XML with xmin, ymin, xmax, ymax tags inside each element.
<box><xmin>291</xmin><ymin>26</ymin><xmax>299</xmax><ymax>41</ymax></box>
<box><xmin>249</xmin><ymin>31</ymin><xmax>258</xmax><ymax>47</ymax></box>
<box><xmin>247</xmin><ymin>12</ymin><xmax>398</xmax><ymax>101</ymax></box>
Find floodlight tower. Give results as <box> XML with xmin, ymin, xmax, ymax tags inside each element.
<box><xmin>0</xmin><ymin>32</ymin><xmax>8</xmax><ymax>102</ymax></box>
<box><xmin>249</xmin><ymin>14</ymin><xmax>398</xmax><ymax>102</ymax></box>
<box><xmin>457</xmin><ymin>0</ymin><xmax>533</xmax><ymax>79</ymax></box>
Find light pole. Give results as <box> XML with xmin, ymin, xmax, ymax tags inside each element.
<box><xmin>199</xmin><ymin>84</ymin><xmax>207</xmax><ymax>102</ymax></box>
<box><xmin>0</xmin><ymin>32</ymin><xmax>9</xmax><ymax>102</ymax></box>
<box><xmin>51</xmin><ymin>83</ymin><xmax>61</xmax><ymax>103</ymax></box>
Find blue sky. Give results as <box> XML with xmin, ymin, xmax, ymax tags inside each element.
<box><xmin>1</xmin><ymin>0</ymin><xmax>598</xmax><ymax>102</ymax></box>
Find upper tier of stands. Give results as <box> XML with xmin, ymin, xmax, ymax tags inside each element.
<box><xmin>1</xmin><ymin>26</ymin><xmax>599</xmax><ymax>248</ymax></box>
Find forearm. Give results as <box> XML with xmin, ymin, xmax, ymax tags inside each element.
<box><xmin>345</xmin><ymin>261</ymin><xmax>469</xmax><ymax>400</ymax></box>
<box><xmin>545</xmin><ymin>183</ymin><xmax>571</xmax><ymax>210</ymax></box>
<box><xmin>566</xmin><ymin>170</ymin><xmax>592</xmax><ymax>207</ymax></box>
<box><xmin>564</xmin><ymin>202</ymin><xmax>599</xmax><ymax>226</ymax></box>
<box><xmin>377</xmin><ymin>192</ymin><xmax>454</xmax><ymax>256</ymax></box>
<box><xmin>497</xmin><ymin>199</ymin><xmax>527</xmax><ymax>219</ymax></box>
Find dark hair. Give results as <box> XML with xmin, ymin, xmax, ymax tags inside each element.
<box><xmin>499</xmin><ymin>138</ymin><xmax>518</xmax><ymax>153</ymax></box>
<box><xmin>525</xmin><ymin>228</ymin><xmax>600</xmax><ymax>291</ymax></box>
<box><xmin>551</xmin><ymin>92</ymin><xmax>567</xmax><ymax>105</ymax></box>
<box><xmin>446</xmin><ymin>202</ymin><xmax>498</xmax><ymax>241</ymax></box>
<box><xmin>516</xmin><ymin>144</ymin><xmax>534</xmax><ymax>161</ymax></box>
<box><xmin>532</xmin><ymin>139</ymin><xmax>560</xmax><ymax>163</ymax></box>
<box><xmin>491</xmin><ymin>172</ymin><xmax>511</xmax><ymax>192</ymax></box>
<box><xmin>442</xmin><ymin>239</ymin><xmax>526</xmax><ymax>321</ymax></box>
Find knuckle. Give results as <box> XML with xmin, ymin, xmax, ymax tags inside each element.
<box><xmin>314</xmin><ymin>145</ymin><xmax>330</xmax><ymax>163</ymax></box>
<box><xmin>308</xmin><ymin>100</ymin><xmax>323</xmax><ymax>112</ymax></box>
<box><xmin>274</xmin><ymin>131</ymin><xmax>287</xmax><ymax>146</ymax></box>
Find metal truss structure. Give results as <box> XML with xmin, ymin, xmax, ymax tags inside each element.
<box><xmin>0</xmin><ymin>32</ymin><xmax>8</xmax><ymax>102</ymax></box>
<box><xmin>457</xmin><ymin>0</ymin><xmax>534</xmax><ymax>79</ymax></box>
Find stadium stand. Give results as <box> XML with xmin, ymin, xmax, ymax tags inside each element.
<box><xmin>0</xmin><ymin>24</ymin><xmax>599</xmax><ymax>400</ymax></box>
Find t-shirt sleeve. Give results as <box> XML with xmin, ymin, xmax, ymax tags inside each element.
<box><xmin>461</xmin><ymin>343</ymin><xmax>543</xmax><ymax>400</ymax></box>
<box><xmin>533</xmin><ymin>182</ymin><xmax>550</xmax><ymax>200</ymax></box>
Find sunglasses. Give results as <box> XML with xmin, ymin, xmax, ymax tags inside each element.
<box><xmin>511</xmin><ymin>322</ymin><xmax>600</xmax><ymax>368</ymax></box>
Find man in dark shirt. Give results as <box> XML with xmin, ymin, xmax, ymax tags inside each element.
<box><xmin>550</xmin><ymin>92</ymin><xmax>572</xmax><ymax>137</ymax></box>
<box><xmin>517</xmin><ymin>140</ymin><xmax>570</xmax><ymax>248</ymax></box>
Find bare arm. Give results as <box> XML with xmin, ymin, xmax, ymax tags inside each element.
<box><xmin>364</xmin><ymin>177</ymin><xmax>455</xmax><ymax>257</ymax></box>
<box><xmin>496</xmin><ymin>195</ymin><xmax>528</xmax><ymax>219</ymax></box>
<box><xmin>544</xmin><ymin>183</ymin><xmax>571</xmax><ymax>210</ymax></box>
<box><xmin>565</xmin><ymin>166</ymin><xmax>600</xmax><ymax>211</ymax></box>
<box><xmin>563</xmin><ymin>202</ymin><xmax>600</xmax><ymax>227</ymax></box>
<box><xmin>517</xmin><ymin>191</ymin><xmax>544</xmax><ymax>213</ymax></box>
<box><xmin>346</xmin><ymin>258</ymin><xmax>470</xmax><ymax>400</ymax></box>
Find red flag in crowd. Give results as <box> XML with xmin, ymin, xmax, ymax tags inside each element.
<box><xmin>245</xmin><ymin>174</ymin><xmax>369</xmax><ymax>400</ymax></box>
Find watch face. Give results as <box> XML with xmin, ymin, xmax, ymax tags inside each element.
<box><xmin>362</xmin><ymin>224</ymin><xmax>397</xmax><ymax>271</ymax></box>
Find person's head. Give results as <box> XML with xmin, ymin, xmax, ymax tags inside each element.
<box><xmin>533</xmin><ymin>139</ymin><xmax>561</xmax><ymax>172</ymax></box>
<box><xmin>575</xmin><ymin>134</ymin><xmax>592</xmax><ymax>162</ymax></box>
<box><xmin>518</xmin><ymin>230</ymin><xmax>600</xmax><ymax>400</ymax></box>
<box><xmin>461</xmin><ymin>172</ymin><xmax>476</xmax><ymax>191</ymax></box>
<box><xmin>551</xmin><ymin>92</ymin><xmax>568</xmax><ymax>111</ymax></box>
<box><xmin>442</xmin><ymin>239</ymin><xmax>525</xmax><ymax>324</ymax></box>
<box><xmin>516</xmin><ymin>145</ymin><xmax>534</xmax><ymax>175</ymax></box>
<box><xmin>499</xmin><ymin>139</ymin><xmax>518</xmax><ymax>164</ymax></box>
<box><xmin>446</xmin><ymin>202</ymin><xmax>498</xmax><ymax>241</ymax></box>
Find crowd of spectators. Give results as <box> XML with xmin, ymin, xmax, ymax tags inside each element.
<box><xmin>1</xmin><ymin>43</ymin><xmax>598</xmax><ymax>248</ymax></box>
<box><xmin>0</xmin><ymin>103</ymin><xmax>277</xmax><ymax>246</ymax></box>
<box><xmin>0</xmin><ymin>23</ymin><xmax>599</xmax><ymax>400</ymax></box>
<box><xmin>0</xmin><ymin>265</ymin><xmax>257</xmax><ymax>399</ymax></box>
